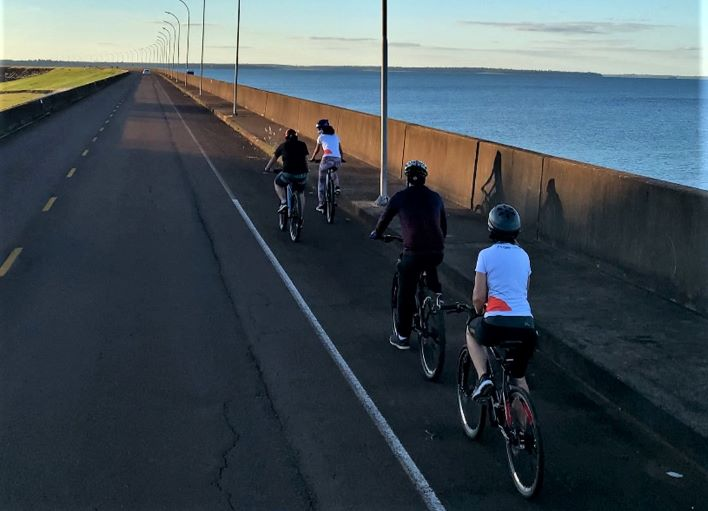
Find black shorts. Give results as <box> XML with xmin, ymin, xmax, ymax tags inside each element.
<box><xmin>467</xmin><ymin>315</ymin><xmax>537</xmax><ymax>378</ymax></box>
<box><xmin>275</xmin><ymin>171</ymin><xmax>307</xmax><ymax>192</ymax></box>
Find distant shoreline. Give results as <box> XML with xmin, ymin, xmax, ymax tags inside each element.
<box><xmin>1</xmin><ymin>60</ymin><xmax>704</xmax><ymax>80</ymax></box>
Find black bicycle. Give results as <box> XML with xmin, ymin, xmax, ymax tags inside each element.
<box><xmin>278</xmin><ymin>181</ymin><xmax>305</xmax><ymax>242</ymax></box>
<box><xmin>456</xmin><ymin>315</ymin><xmax>544</xmax><ymax>498</ymax></box>
<box><xmin>382</xmin><ymin>234</ymin><xmax>455</xmax><ymax>381</ymax></box>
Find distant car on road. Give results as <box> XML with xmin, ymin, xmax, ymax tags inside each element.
<box><xmin>142</xmin><ymin>69</ymin><xmax>150</xmax><ymax>75</ymax></box>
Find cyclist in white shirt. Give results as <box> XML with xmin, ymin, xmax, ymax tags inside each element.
<box><xmin>310</xmin><ymin>119</ymin><xmax>345</xmax><ymax>213</ymax></box>
<box><xmin>467</xmin><ymin>204</ymin><xmax>538</xmax><ymax>400</ymax></box>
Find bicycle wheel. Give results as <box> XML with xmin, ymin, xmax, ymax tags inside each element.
<box><xmin>289</xmin><ymin>194</ymin><xmax>302</xmax><ymax>242</ymax></box>
<box><xmin>505</xmin><ymin>385</ymin><xmax>544</xmax><ymax>498</ymax></box>
<box><xmin>325</xmin><ymin>174</ymin><xmax>336</xmax><ymax>224</ymax></box>
<box><xmin>456</xmin><ymin>346</ymin><xmax>486</xmax><ymax>439</ymax></box>
<box><xmin>390</xmin><ymin>272</ymin><xmax>400</xmax><ymax>337</ymax></box>
<box><xmin>418</xmin><ymin>293</ymin><xmax>445</xmax><ymax>381</ymax></box>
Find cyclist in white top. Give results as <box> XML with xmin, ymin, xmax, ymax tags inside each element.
<box><xmin>467</xmin><ymin>204</ymin><xmax>538</xmax><ymax>400</ymax></box>
<box><xmin>310</xmin><ymin>119</ymin><xmax>345</xmax><ymax>213</ymax></box>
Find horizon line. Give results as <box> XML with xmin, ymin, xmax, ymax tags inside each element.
<box><xmin>1</xmin><ymin>58</ymin><xmax>704</xmax><ymax>79</ymax></box>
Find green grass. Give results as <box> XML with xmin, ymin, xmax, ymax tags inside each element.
<box><xmin>0</xmin><ymin>92</ymin><xmax>44</xmax><ymax>111</ymax></box>
<box><xmin>0</xmin><ymin>67</ymin><xmax>124</xmax><ymax>110</ymax></box>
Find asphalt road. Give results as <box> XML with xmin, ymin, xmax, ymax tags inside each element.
<box><xmin>0</xmin><ymin>72</ymin><xmax>705</xmax><ymax>510</ymax></box>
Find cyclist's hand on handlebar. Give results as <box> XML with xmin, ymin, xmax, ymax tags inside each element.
<box><xmin>369</xmin><ymin>230</ymin><xmax>381</xmax><ymax>240</ymax></box>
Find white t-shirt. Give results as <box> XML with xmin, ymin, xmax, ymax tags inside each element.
<box><xmin>317</xmin><ymin>133</ymin><xmax>341</xmax><ymax>158</ymax></box>
<box><xmin>475</xmin><ymin>242</ymin><xmax>532</xmax><ymax>318</ymax></box>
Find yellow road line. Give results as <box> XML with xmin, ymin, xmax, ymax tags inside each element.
<box><xmin>92</xmin><ymin>136</ymin><xmax>98</xmax><ymax>142</ymax></box>
<box><xmin>0</xmin><ymin>248</ymin><xmax>23</xmax><ymax>278</ymax></box>
<box><xmin>67</xmin><ymin>167</ymin><xmax>76</xmax><ymax>178</ymax></box>
<box><xmin>42</xmin><ymin>196</ymin><xmax>57</xmax><ymax>212</ymax></box>
<box><xmin>82</xmin><ymin>149</ymin><xmax>89</xmax><ymax>157</ymax></box>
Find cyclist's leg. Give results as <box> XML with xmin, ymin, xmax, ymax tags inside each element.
<box><xmin>510</xmin><ymin>328</ymin><xmax>537</xmax><ymax>393</ymax></box>
<box><xmin>466</xmin><ymin>317</ymin><xmax>489</xmax><ymax>378</ymax></box>
<box><xmin>274</xmin><ymin>174</ymin><xmax>287</xmax><ymax>205</ymax></box>
<box><xmin>396</xmin><ymin>253</ymin><xmax>419</xmax><ymax>339</ymax></box>
<box><xmin>422</xmin><ymin>252</ymin><xmax>444</xmax><ymax>294</ymax></box>
<box><xmin>317</xmin><ymin>161</ymin><xmax>328</xmax><ymax>206</ymax></box>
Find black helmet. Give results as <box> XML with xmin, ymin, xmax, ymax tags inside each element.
<box><xmin>403</xmin><ymin>160</ymin><xmax>428</xmax><ymax>184</ymax></box>
<box><xmin>488</xmin><ymin>204</ymin><xmax>521</xmax><ymax>241</ymax></box>
<box><xmin>315</xmin><ymin>119</ymin><xmax>330</xmax><ymax>130</ymax></box>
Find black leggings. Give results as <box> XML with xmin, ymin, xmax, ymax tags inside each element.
<box><xmin>396</xmin><ymin>251</ymin><xmax>443</xmax><ymax>338</ymax></box>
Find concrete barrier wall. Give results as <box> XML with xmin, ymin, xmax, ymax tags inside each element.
<box><xmin>156</xmin><ymin>70</ymin><xmax>708</xmax><ymax>314</ymax></box>
<box><xmin>539</xmin><ymin>157</ymin><xmax>708</xmax><ymax>311</ymax></box>
<box><xmin>0</xmin><ymin>71</ymin><xmax>129</xmax><ymax>138</ymax></box>
<box><xmin>402</xmin><ymin>125</ymin><xmax>478</xmax><ymax>208</ymax></box>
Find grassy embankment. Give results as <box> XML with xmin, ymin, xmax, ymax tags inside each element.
<box><xmin>0</xmin><ymin>67</ymin><xmax>124</xmax><ymax>111</ymax></box>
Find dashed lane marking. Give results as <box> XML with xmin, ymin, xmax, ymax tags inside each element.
<box><xmin>0</xmin><ymin>248</ymin><xmax>23</xmax><ymax>277</ymax></box>
<box><xmin>92</xmin><ymin>136</ymin><xmax>98</xmax><ymax>143</ymax></box>
<box><xmin>99</xmin><ymin>127</ymin><xmax>105</xmax><ymax>132</ymax></box>
<box><xmin>66</xmin><ymin>168</ymin><xmax>76</xmax><ymax>178</ymax></box>
<box><xmin>42</xmin><ymin>196</ymin><xmax>57</xmax><ymax>212</ymax></box>
<box><xmin>104</xmin><ymin>120</ymin><xmax>110</xmax><ymax>124</ymax></box>
<box><xmin>82</xmin><ymin>149</ymin><xmax>89</xmax><ymax>156</ymax></box>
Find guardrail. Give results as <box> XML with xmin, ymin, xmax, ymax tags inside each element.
<box><xmin>0</xmin><ymin>71</ymin><xmax>129</xmax><ymax>139</ymax></box>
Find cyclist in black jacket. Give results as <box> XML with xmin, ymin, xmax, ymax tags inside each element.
<box><xmin>265</xmin><ymin>129</ymin><xmax>310</xmax><ymax>213</ymax></box>
<box><xmin>370</xmin><ymin>160</ymin><xmax>447</xmax><ymax>350</ymax></box>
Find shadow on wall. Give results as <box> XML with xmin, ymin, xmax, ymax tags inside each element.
<box><xmin>474</xmin><ymin>151</ymin><xmax>505</xmax><ymax>218</ymax></box>
<box><xmin>539</xmin><ymin>178</ymin><xmax>565</xmax><ymax>244</ymax></box>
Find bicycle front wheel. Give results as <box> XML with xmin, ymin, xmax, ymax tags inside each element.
<box><xmin>418</xmin><ymin>294</ymin><xmax>445</xmax><ymax>381</ymax></box>
<box><xmin>505</xmin><ymin>385</ymin><xmax>544</xmax><ymax>498</ymax></box>
<box><xmin>325</xmin><ymin>175</ymin><xmax>336</xmax><ymax>224</ymax></box>
<box><xmin>456</xmin><ymin>346</ymin><xmax>486</xmax><ymax>439</ymax></box>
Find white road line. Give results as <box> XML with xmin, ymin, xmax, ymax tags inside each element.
<box><xmin>158</xmin><ymin>81</ymin><xmax>446</xmax><ymax>511</ymax></box>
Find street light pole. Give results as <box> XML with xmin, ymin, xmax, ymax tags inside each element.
<box><xmin>199</xmin><ymin>0</ymin><xmax>205</xmax><ymax>95</ymax></box>
<box><xmin>375</xmin><ymin>0</ymin><xmax>389</xmax><ymax>206</ymax></box>
<box><xmin>157</xmin><ymin>34</ymin><xmax>167</xmax><ymax>72</ymax></box>
<box><xmin>177</xmin><ymin>0</ymin><xmax>191</xmax><ymax>86</ymax></box>
<box><xmin>163</xmin><ymin>22</ymin><xmax>177</xmax><ymax>80</ymax></box>
<box><xmin>165</xmin><ymin>11</ymin><xmax>181</xmax><ymax>76</ymax></box>
<box><xmin>161</xmin><ymin>27</ymin><xmax>173</xmax><ymax>78</ymax></box>
<box><xmin>232</xmin><ymin>0</ymin><xmax>241</xmax><ymax>116</ymax></box>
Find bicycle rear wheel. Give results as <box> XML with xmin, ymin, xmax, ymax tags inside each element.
<box><xmin>325</xmin><ymin>174</ymin><xmax>336</xmax><ymax>224</ymax></box>
<box><xmin>418</xmin><ymin>294</ymin><xmax>445</xmax><ymax>381</ymax></box>
<box><xmin>505</xmin><ymin>385</ymin><xmax>544</xmax><ymax>498</ymax></box>
<box><xmin>289</xmin><ymin>194</ymin><xmax>302</xmax><ymax>242</ymax></box>
<box><xmin>278</xmin><ymin>207</ymin><xmax>287</xmax><ymax>232</ymax></box>
<box><xmin>390</xmin><ymin>272</ymin><xmax>400</xmax><ymax>337</ymax></box>
<box><xmin>457</xmin><ymin>347</ymin><xmax>486</xmax><ymax>439</ymax></box>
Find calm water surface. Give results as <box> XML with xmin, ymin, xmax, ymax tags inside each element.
<box><xmin>187</xmin><ymin>65</ymin><xmax>707</xmax><ymax>190</ymax></box>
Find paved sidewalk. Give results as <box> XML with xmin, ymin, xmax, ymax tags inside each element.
<box><xmin>161</xmin><ymin>74</ymin><xmax>708</xmax><ymax>470</ymax></box>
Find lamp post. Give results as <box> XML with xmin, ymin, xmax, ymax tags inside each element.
<box><xmin>161</xmin><ymin>27</ymin><xmax>173</xmax><ymax>78</ymax></box>
<box><xmin>177</xmin><ymin>0</ymin><xmax>191</xmax><ymax>86</ymax></box>
<box><xmin>165</xmin><ymin>11</ymin><xmax>181</xmax><ymax>76</ymax></box>
<box><xmin>375</xmin><ymin>0</ymin><xmax>389</xmax><ymax>206</ymax></box>
<box><xmin>232</xmin><ymin>0</ymin><xmax>241</xmax><ymax>116</ymax></box>
<box><xmin>199</xmin><ymin>0</ymin><xmax>205</xmax><ymax>95</ymax></box>
<box><xmin>157</xmin><ymin>33</ymin><xmax>168</xmax><ymax>72</ymax></box>
<box><xmin>163</xmin><ymin>21</ymin><xmax>177</xmax><ymax>80</ymax></box>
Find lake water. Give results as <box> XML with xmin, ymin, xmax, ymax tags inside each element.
<box><xmin>184</xmin><ymin>65</ymin><xmax>707</xmax><ymax>191</ymax></box>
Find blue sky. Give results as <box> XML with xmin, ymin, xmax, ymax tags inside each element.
<box><xmin>1</xmin><ymin>0</ymin><xmax>705</xmax><ymax>76</ymax></box>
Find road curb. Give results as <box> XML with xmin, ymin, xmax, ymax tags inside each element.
<box><xmin>158</xmin><ymin>74</ymin><xmax>708</xmax><ymax>471</ymax></box>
